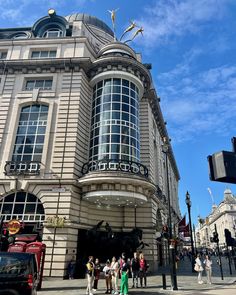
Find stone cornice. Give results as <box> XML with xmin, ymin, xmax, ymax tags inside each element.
<box><xmin>0</xmin><ymin>57</ymin><xmax>92</xmax><ymax>74</ymax></box>
<box><xmin>89</xmin><ymin>55</ymin><xmax>152</xmax><ymax>90</ymax></box>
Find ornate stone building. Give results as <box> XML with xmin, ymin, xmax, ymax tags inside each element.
<box><xmin>0</xmin><ymin>10</ymin><xmax>181</xmax><ymax>276</ymax></box>
<box><xmin>196</xmin><ymin>189</ymin><xmax>236</xmax><ymax>249</ymax></box>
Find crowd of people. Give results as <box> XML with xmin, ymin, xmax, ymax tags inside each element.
<box><xmin>84</xmin><ymin>252</ymin><xmax>148</xmax><ymax>295</ymax></box>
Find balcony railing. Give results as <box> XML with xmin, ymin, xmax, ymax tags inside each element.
<box><xmin>81</xmin><ymin>159</ymin><xmax>148</xmax><ymax>178</ymax></box>
<box><xmin>4</xmin><ymin>161</ymin><xmax>41</xmax><ymax>176</ymax></box>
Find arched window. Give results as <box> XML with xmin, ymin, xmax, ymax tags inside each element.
<box><xmin>9</xmin><ymin>104</ymin><xmax>48</xmax><ymax>174</ymax></box>
<box><xmin>0</xmin><ymin>191</ymin><xmax>45</xmax><ymax>222</ymax></box>
<box><xmin>12</xmin><ymin>33</ymin><xmax>29</xmax><ymax>39</ymax></box>
<box><xmin>42</xmin><ymin>28</ymin><xmax>63</xmax><ymax>38</ymax></box>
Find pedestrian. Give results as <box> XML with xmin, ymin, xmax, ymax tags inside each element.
<box><xmin>118</xmin><ymin>253</ymin><xmax>126</xmax><ymax>279</ymax></box>
<box><xmin>203</xmin><ymin>255</ymin><xmax>212</xmax><ymax>284</ymax></box>
<box><xmin>110</xmin><ymin>256</ymin><xmax>119</xmax><ymax>294</ymax></box>
<box><xmin>119</xmin><ymin>255</ymin><xmax>129</xmax><ymax>295</ymax></box>
<box><xmin>139</xmin><ymin>253</ymin><xmax>148</xmax><ymax>288</ymax></box>
<box><xmin>93</xmin><ymin>258</ymin><xmax>101</xmax><ymax>291</ymax></box>
<box><xmin>86</xmin><ymin>256</ymin><xmax>95</xmax><ymax>295</ymax></box>
<box><xmin>194</xmin><ymin>254</ymin><xmax>204</xmax><ymax>284</ymax></box>
<box><xmin>131</xmin><ymin>252</ymin><xmax>139</xmax><ymax>288</ymax></box>
<box><xmin>103</xmin><ymin>259</ymin><xmax>112</xmax><ymax>294</ymax></box>
<box><xmin>67</xmin><ymin>256</ymin><xmax>76</xmax><ymax>279</ymax></box>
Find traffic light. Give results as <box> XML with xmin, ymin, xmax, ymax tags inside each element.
<box><xmin>212</xmin><ymin>231</ymin><xmax>219</xmax><ymax>243</ymax></box>
<box><xmin>161</xmin><ymin>225</ymin><xmax>169</xmax><ymax>239</ymax></box>
<box><xmin>224</xmin><ymin>228</ymin><xmax>235</xmax><ymax>247</ymax></box>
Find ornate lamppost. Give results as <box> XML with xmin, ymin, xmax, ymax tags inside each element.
<box><xmin>162</xmin><ymin>137</ymin><xmax>178</xmax><ymax>290</ymax></box>
<box><xmin>185</xmin><ymin>191</ymin><xmax>195</xmax><ymax>272</ymax></box>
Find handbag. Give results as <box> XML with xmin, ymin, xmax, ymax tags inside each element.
<box><xmin>194</xmin><ymin>264</ymin><xmax>199</xmax><ymax>272</ymax></box>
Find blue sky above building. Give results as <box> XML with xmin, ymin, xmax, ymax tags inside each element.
<box><xmin>1</xmin><ymin>0</ymin><xmax>236</xmax><ymax>224</ymax></box>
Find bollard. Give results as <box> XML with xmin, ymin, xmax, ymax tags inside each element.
<box><xmin>162</xmin><ymin>273</ymin><xmax>166</xmax><ymax>289</ymax></box>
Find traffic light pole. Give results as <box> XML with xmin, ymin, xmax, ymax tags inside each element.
<box><xmin>163</xmin><ymin>139</ymin><xmax>178</xmax><ymax>291</ymax></box>
<box><xmin>226</xmin><ymin>245</ymin><xmax>232</xmax><ymax>275</ymax></box>
<box><xmin>0</xmin><ymin>216</ymin><xmax>4</xmax><ymax>251</ymax></box>
<box><xmin>215</xmin><ymin>224</ymin><xmax>224</xmax><ymax>280</ymax></box>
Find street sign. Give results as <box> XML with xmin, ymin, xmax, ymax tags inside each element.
<box><xmin>52</xmin><ymin>187</ymin><xmax>66</xmax><ymax>193</ymax></box>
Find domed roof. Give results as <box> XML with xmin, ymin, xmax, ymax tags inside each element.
<box><xmin>65</xmin><ymin>13</ymin><xmax>114</xmax><ymax>36</ymax></box>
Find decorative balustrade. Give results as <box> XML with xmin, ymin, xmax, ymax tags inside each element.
<box><xmin>81</xmin><ymin>159</ymin><xmax>148</xmax><ymax>178</ymax></box>
<box><xmin>4</xmin><ymin>161</ymin><xmax>41</xmax><ymax>175</ymax></box>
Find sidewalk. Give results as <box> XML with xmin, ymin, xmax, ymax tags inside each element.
<box><xmin>38</xmin><ymin>257</ymin><xmax>236</xmax><ymax>295</ymax></box>
<box><xmin>38</xmin><ymin>273</ymin><xmax>236</xmax><ymax>295</ymax></box>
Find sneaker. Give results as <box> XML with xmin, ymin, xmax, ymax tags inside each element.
<box><xmin>89</xmin><ymin>293</ymin><xmax>94</xmax><ymax>295</ymax></box>
<box><xmin>93</xmin><ymin>289</ymin><xmax>97</xmax><ymax>292</ymax></box>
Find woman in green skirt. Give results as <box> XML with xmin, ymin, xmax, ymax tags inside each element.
<box><xmin>119</xmin><ymin>256</ymin><xmax>130</xmax><ymax>295</ymax></box>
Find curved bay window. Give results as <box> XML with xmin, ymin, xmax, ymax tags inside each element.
<box><xmin>89</xmin><ymin>78</ymin><xmax>140</xmax><ymax>170</ymax></box>
<box><xmin>5</xmin><ymin>104</ymin><xmax>48</xmax><ymax>175</ymax></box>
<box><xmin>0</xmin><ymin>191</ymin><xmax>45</xmax><ymax>222</ymax></box>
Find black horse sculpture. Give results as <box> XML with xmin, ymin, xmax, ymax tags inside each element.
<box><xmin>83</xmin><ymin>221</ymin><xmax>149</xmax><ymax>260</ymax></box>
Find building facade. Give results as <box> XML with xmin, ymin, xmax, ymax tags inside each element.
<box><xmin>196</xmin><ymin>189</ymin><xmax>236</xmax><ymax>249</ymax></box>
<box><xmin>0</xmin><ymin>10</ymin><xmax>181</xmax><ymax>276</ymax></box>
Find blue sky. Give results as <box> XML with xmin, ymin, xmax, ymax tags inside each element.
<box><xmin>1</xmin><ymin>0</ymin><xmax>236</xmax><ymax>225</ymax></box>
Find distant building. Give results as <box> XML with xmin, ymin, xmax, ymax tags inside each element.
<box><xmin>196</xmin><ymin>189</ymin><xmax>236</xmax><ymax>249</ymax></box>
<box><xmin>0</xmin><ymin>9</ymin><xmax>181</xmax><ymax>276</ymax></box>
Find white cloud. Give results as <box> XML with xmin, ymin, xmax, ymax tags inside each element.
<box><xmin>158</xmin><ymin>57</ymin><xmax>236</xmax><ymax>143</ymax></box>
<box><xmin>0</xmin><ymin>0</ymin><xmax>93</xmax><ymax>26</ymax></box>
<box><xmin>134</xmin><ymin>0</ymin><xmax>229</xmax><ymax>48</ymax></box>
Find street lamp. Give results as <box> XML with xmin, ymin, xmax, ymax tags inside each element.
<box><xmin>185</xmin><ymin>191</ymin><xmax>195</xmax><ymax>272</ymax></box>
<box><xmin>162</xmin><ymin>137</ymin><xmax>178</xmax><ymax>290</ymax></box>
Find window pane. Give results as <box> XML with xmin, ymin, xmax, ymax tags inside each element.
<box><xmin>31</xmin><ymin>51</ymin><xmax>40</xmax><ymax>58</ymax></box>
<box><xmin>41</xmin><ymin>105</ymin><xmax>48</xmax><ymax>112</ymax></box>
<box><xmin>36</xmin><ymin>204</ymin><xmax>44</xmax><ymax>214</ymax></box>
<box><xmin>16</xmin><ymin>136</ymin><xmax>25</xmax><ymax>144</ymax></box>
<box><xmin>40</xmin><ymin>51</ymin><xmax>48</xmax><ymax>58</ymax></box>
<box><xmin>4</xmin><ymin>194</ymin><xmax>15</xmax><ymax>203</ymax></box>
<box><xmin>49</xmin><ymin>50</ymin><xmax>56</xmax><ymax>57</ymax></box>
<box><xmin>15</xmin><ymin>192</ymin><xmax>26</xmax><ymax>202</ymax></box>
<box><xmin>21</xmin><ymin>106</ymin><xmax>31</xmax><ymax>113</ymax></box>
<box><xmin>25</xmin><ymin>204</ymin><xmax>36</xmax><ymax>214</ymax></box>
<box><xmin>27</xmin><ymin>126</ymin><xmax>37</xmax><ymax>134</ymax></box>
<box><xmin>35</xmin><ymin>80</ymin><xmax>44</xmax><ymax>88</ymax></box>
<box><xmin>22</xmin><ymin>154</ymin><xmax>32</xmax><ymax>161</ymax></box>
<box><xmin>44</xmin><ymin>80</ymin><xmax>52</xmax><ymax>89</ymax></box>
<box><xmin>29</xmin><ymin>112</ymin><xmax>39</xmax><ymax>121</ymax></box>
<box><xmin>19</xmin><ymin>113</ymin><xmax>29</xmax><ymax>121</ymax></box>
<box><xmin>25</xmin><ymin>136</ymin><xmax>35</xmax><ymax>144</ymax></box>
<box><xmin>13</xmin><ymin>204</ymin><xmax>24</xmax><ymax>214</ymax></box>
<box><xmin>35</xmin><ymin>135</ymin><xmax>45</xmax><ymax>144</ymax></box>
<box><xmin>25</xmin><ymin>81</ymin><xmax>34</xmax><ymax>90</ymax></box>
<box><xmin>24</xmin><ymin>144</ymin><xmax>33</xmax><ymax>153</ymax></box>
<box><xmin>0</xmin><ymin>51</ymin><xmax>7</xmax><ymax>59</ymax></box>
<box><xmin>34</xmin><ymin>145</ymin><xmax>43</xmax><ymax>153</ymax></box>
<box><xmin>2</xmin><ymin>204</ymin><xmax>12</xmax><ymax>214</ymax></box>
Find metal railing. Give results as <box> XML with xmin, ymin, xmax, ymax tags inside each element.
<box><xmin>4</xmin><ymin>161</ymin><xmax>41</xmax><ymax>176</ymax></box>
<box><xmin>81</xmin><ymin>159</ymin><xmax>148</xmax><ymax>178</ymax></box>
